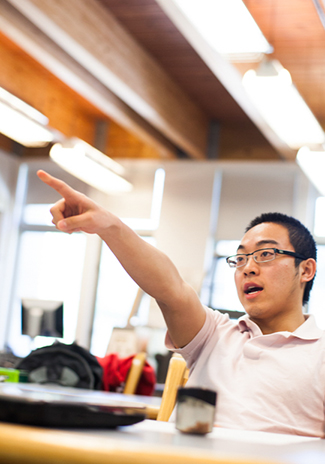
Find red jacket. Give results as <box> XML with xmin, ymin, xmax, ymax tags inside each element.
<box><xmin>97</xmin><ymin>353</ymin><xmax>156</xmax><ymax>396</ymax></box>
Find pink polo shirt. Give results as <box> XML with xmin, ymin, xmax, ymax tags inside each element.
<box><xmin>166</xmin><ymin>307</ymin><xmax>325</xmax><ymax>437</ymax></box>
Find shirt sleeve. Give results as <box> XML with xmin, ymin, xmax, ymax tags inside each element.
<box><xmin>165</xmin><ymin>306</ymin><xmax>231</xmax><ymax>367</ymax></box>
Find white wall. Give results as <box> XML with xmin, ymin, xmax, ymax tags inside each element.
<box><xmin>156</xmin><ymin>161</ymin><xmax>216</xmax><ymax>288</ymax></box>
<box><xmin>149</xmin><ymin>161</ymin><xmax>218</xmax><ymax>328</ymax></box>
<box><xmin>215</xmin><ymin>161</ymin><xmax>317</xmax><ymax>241</ymax></box>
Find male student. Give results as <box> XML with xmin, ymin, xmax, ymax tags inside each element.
<box><xmin>37</xmin><ymin>170</ymin><xmax>324</xmax><ymax>438</ymax></box>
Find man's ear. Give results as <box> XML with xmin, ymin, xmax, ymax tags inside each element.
<box><xmin>300</xmin><ymin>258</ymin><xmax>317</xmax><ymax>283</ymax></box>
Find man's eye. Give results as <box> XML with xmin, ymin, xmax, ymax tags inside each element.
<box><xmin>261</xmin><ymin>251</ymin><xmax>272</xmax><ymax>258</ymax></box>
<box><xmin>236</xmin><ymin>256</ymin><xmax>244</xmax><ymax>263</ymax></box>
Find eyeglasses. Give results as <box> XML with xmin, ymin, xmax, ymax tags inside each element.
<box><xmin>226</xmin><ymin>247</ymin><xmax>308</xmax><ymax>268</ymax></box>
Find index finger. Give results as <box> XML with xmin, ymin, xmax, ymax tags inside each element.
<box><xmin>37</xmin><ymin>170</ymin><xmax>77</xmax><ymax>199</ymax></box>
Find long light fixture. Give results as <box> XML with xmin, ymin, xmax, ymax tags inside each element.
<box><xmin>243</xmin><ymin>60</ymin><xmax>325</xmax><ymax>149</ymax></box>
<box><xmin>0</xmin><ymin>87</ymin><xmax>54</xmax><ymax>147</ymax></box>
<box><xmin>171</xmin><ymin>0</ymin><xmax>273</xmax><ymax>61</ymax></box>
<box><xmin>50</xmin><ymin>138</ymin><xmax>133</xmax><ymax>194</ymax></box>
<box><xmin>296</xmin><ymin>146</ymin><xmax>325</xmax><ymax>196</ymax></box>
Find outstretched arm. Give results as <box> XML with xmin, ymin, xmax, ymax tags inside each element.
<box><xmin>37</xmin><ymin>170</ymin><xmax>206</xmax><ymax>348</ymax></box>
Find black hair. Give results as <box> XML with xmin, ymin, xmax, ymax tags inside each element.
<box><xmin>245</xmin><ymin>212</ymin><xmax>317</xmax><ymax>305</ymax></box>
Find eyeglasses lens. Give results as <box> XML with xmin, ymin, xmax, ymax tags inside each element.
<box><xmin>228</xmin><ymin>248</ymin><xmax>276</xmax><ymax>268</ymax></box>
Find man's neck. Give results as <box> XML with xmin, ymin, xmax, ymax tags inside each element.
<box><xmin>249</xmin><ymin>312</ymin><xmax>306</xmax><ymax>335</ymax></box>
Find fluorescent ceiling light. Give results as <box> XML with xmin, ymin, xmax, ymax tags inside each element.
<box><xmin>0</xmin><ymin>87</ymin><xmax>54</xmax><ymax>147</ymax></box>
<box><xmin>296</xmin><ymin>146</ymin><xmax>325</xmax><ymax>196</ymax></box>
<box><xmin>171</xmin><ymin>0</ymin><xmax>272</xmax><ymax>61</ymax></box>
<box><xmin>50</xmin><ymin>138</ymin><xmax>133</xmax><ymax>194</ymax></box>
<box><xmin>243</xmin><ymin>61</ymin><xmax>325</xmax><ymax>149</ymax></box>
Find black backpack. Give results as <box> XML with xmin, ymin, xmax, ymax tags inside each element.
<box><xmin>16</xmin><ymin>341</ymin><xmax>103</xmax><ymax>390</ymax></box>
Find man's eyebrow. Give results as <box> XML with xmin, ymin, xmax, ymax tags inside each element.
<box><xmin>237</xmin><ymin>239</ymin><xmax>280</xmax><ymax>252</ymax></box>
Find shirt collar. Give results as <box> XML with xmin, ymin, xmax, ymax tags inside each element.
<box><xmin>238</xmin><ymin>315</ymin><xmax>262</xmax><ymax>337</ymax></box>
<box><xmin>237</xmin><ymin>314</ymin><xmax>323</xmax><ymax>340</ymax></box>
<box><xmin>292</xmin><ymin>314</ymin><xmax>324</xmax><ymax>340</ymax></box>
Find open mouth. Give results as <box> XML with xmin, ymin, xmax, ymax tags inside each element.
<box><xmin>244</xmin><ymin>285</ymin><xmax>263</xmax><ymax>295</ymax></box>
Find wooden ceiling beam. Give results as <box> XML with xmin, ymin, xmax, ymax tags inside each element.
<box><xmin>5</xmin><ymin>0</ymin><xmax>209</xmax><ymax>159</ymax></box>
<box><xmin>0</xmin><ymin>0</ymin><xmax>179</xmax><ymax>159</ymax></box>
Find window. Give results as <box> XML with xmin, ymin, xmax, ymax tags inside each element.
<box><xmin>23</xmin><ymin>203</ymin><xmax>54</xmax><ymax>226</ymax></box>
<box><xmin>90</xmin><ymin>167</ymin><xmax>165</xmax><ymax>357</ymax></box>
<box><xmin>7</xmin><ymin>205</ymin><xmax>87</xmax><ymax>357</ymax></box>
<box><xmin>90</xmin><ymin>237</ymin><xmax>155</xmax><ymax>357</ymax></box>
<box><xmin>201</xmin><ymin>240</ymin><xmax>244</xmax><ymax>318</ymax></box>
<box><xmin>7</xmin><ymin>164</ymin><xmax>165</xmax><ymax>357</ymax></box>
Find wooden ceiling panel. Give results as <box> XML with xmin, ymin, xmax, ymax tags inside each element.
<box><xmin>0</xmin><ymin>31</ymin><xmax>105</xmax><ymax>145</ymax></box>
<box><xmin>0</xmin><ymin>30</ymin><xmax>168</xmax><ymax>159</ymax></box>
<box><xmin>6</xmin><ymin>0</ymin><xmax>209</xmax><ymax>159</ymax></box>
<box><xmin>98</xmin><ymin>0</ymin><xmax>251</xmax><ymax>122</ymax></box>
<box><xmin>3</xmin><ymin>0</ymin><xmax>324</xmax><ymax>161</ymax></box>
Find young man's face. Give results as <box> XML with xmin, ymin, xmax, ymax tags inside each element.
<box><xmin>234</xmin><ymin>222</ymin><xmax>305</xmax><ymax>329</ymax></box>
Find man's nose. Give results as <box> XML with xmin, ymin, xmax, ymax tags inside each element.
<box><xmin>243</xmin><ymin>255</ymin><xmax>259</xmax><ymax>274</ymax></box>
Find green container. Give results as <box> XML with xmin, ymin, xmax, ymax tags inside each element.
<box><xmin>0</xmin><ymin>367</ymin><xmax>20</xmax><ymax>383</ymax></box>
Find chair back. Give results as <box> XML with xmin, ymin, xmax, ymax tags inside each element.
<box><xmin>156</xmin><ymin>353</ymin><xmax>187</xmax><ymax>421</ymax></box>
<box><xmin>123</xmin><ymin>351</ymin><xmax>147</xmax><ymax>395</ymax></box>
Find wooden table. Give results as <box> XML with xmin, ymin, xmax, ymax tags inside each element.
<box><xmin>0</xmin><ymin>418</ymin><xmax>324</xmax><ymax>464</ymax></box>
<box><xmin>0</xmin><ymin>383</ymin><xmax>324</xmax><ymax>464</ymax></box>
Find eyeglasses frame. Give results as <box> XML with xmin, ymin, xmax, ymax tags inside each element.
<box><xmin>226</xmin><ymin>247</ymin><xmax>308</xmax><ymax>268</ymax></box>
